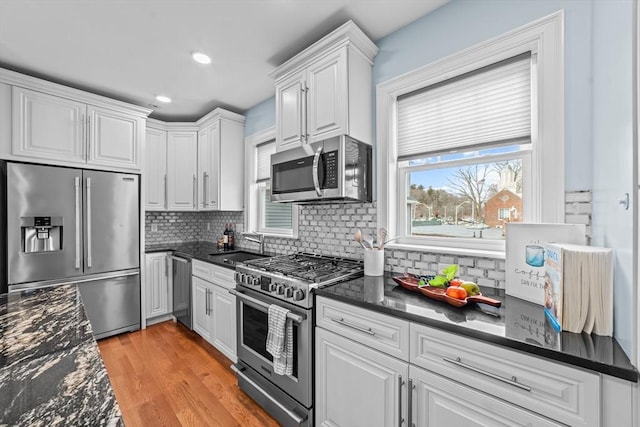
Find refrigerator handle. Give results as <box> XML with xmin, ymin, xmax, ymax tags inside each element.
<box><xmin>86</xmin><ymin>177</ymin><xmax>92</xmax><ymax>268</ymax></box>
<box><xmin>74</xmin><ymin>176</ymin><xmax>81</xmax><ymax>269</ymax></box>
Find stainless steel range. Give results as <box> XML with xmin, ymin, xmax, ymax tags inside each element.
<box><xmin>231</xmin><ymin>252</ymin><xmax>364</xmax><ymax>427</ymax></box>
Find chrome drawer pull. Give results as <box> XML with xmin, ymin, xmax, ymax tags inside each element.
<box><xmin>330</xmin><ymin>317</ymin><xmax>375</xmax><ymax>335</ymax></box>
<box><xmin>442</xmin><ymin>357</ymin><xmax>532</xmax><ymax>392</ymax></box>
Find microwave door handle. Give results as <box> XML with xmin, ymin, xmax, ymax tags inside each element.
<box><xmin>312</xmin><ymin>146</ymin><xmax>323</xmax><ymax>197</ymax></box>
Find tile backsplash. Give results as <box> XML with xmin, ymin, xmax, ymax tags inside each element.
<box><xmin>145</xmin><ymin>190</ymin><xmax>592</xmax><ymax>290</ymax></box>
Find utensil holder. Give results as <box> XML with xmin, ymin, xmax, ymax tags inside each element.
<box><xmin>364</xmin><ymin>249</ymin><xmax>385</xmax><ymax>276</ymax></box>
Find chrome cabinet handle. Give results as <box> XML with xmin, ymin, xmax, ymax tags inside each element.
<box><xmin>86</xmin><ymin>177</ymin><xmax>92</xmax><ymax>268</ymax></box>
<box><xmin>330</xmin><ymin>317</ymin><xmax>375</xmax><ymax>335</ymax></box>
<box><xmin>165</xmin><ymin>255</ymin><xmax>169</xmax><ymax>277</ymax></box>
<box><xmin>300</xmin><ymin>84</ymin><xmax>306</xmax><ymax>144</ymax></box>
<box><xmin>192</xmin><ymin>174</ymin><xmax>197</xmax><ymax>209</ymax></box>
<box><xmin>164</xmin><ymin>174</ymin><xmax>168</xmax><ymax>208</ymax></box>
<box><xmin>408</xmin><ymin>378</ymin><xmax>414</xmax><ymax>427</ymax></box>
<box><xmin>202</xmin><ymin>172</ymin><xmax>207</xmax><ymax>207</ymax></box>
<box><xmin>312</xmin><ymin>145</ymin><xmax>323</xmax><ymax>197</ymax></box>
<box><xmin>74</xmin><ymin>176</ymin><xmax>81</xmax><ymax>269</ymax></box>
<box><xmin>205</xmin><ymin>289</ymin><xmax>210</xmax><ymax>315</ymax></box>
<box><xmin>398</xmin><ymin>375</ymin><xmax>405</xmax><ymax>426</ymax></box>
<box><xmin>442</xmin><ymin>357</ymin><xmax>532</xmax><ymax>392</ymax></box>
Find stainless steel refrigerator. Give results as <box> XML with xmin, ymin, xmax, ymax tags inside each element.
<box><xmin>3</xmin><ymin>162</ymin><xmax>141</xmax><ymax>339</ymax></box>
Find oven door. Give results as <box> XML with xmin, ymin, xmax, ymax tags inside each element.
<box><xmin>234</xmin><ymin>287</ymin><xmax>312</xmax><ymax>408</ymax></box>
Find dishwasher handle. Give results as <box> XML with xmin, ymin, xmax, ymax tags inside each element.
<box><xmin>168</xmin><ymin>255</ymin><xmax>190</xmax><ymax>264</ymax></box>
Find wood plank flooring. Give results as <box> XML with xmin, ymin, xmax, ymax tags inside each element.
<box><xmin>97</xmin><ymin>321</ymin><xmax>280</xmax><ymax>427</ymax></box>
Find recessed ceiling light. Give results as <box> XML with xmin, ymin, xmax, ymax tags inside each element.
<box><xmin>192</xmin><ymin>51</ymin><xmax>212</xmax><ymax>65</ymax></box>
<box><xmin>155</xmin><ymin>95</ymin><xmax>172</xmax><ymax>103</ymax></box>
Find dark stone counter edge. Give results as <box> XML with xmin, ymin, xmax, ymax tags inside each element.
<box><xmin>145</xmin><ymin>241</ymin><xmax>272</xmax><ymax>270</ymax></box>
<box><xmin>315</xmin><ymin>290</ymin><xmax>639</xmax><ymax>383</ymax></box>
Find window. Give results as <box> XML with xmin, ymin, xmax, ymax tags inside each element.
<box><xmin>245</xmin><ymin>127</ymin><xmax>298</xmax><ymax>237</ymax></box>
<box><xmin>398</xmin><ymin>54</ymin><xmax>531</xmax><ymax>242</ymax></box>
<box><xmin>377</xmin><ymin>13</ymin><xmax>564</xmax><ymax>256</ymax></box>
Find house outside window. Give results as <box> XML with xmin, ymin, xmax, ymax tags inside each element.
<box><xmin>376</xmin><ymin>13</ymin><xmax>564</xmax><ymax>256</ymax></box>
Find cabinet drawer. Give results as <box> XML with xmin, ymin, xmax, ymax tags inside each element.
<box><xmin>192</xmin><ymin>259</ymin><xmax>235</xmax><ymax>289</ymax></box>
<box><xmin>410</xmin><ymin>323</ymin><xmax>600</xmax><ymax>427</ymax></box>
<box><xmin>316</xmin><ymin>296</ymin><xmax>409</xmax><ymax>361</ymax></box>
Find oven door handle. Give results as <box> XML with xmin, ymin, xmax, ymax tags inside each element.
<box><xmin>231</xmin><ymin>364</ymin><xmax>307</xmax><ymax>425</ymax></box>
<box><xmin>229</xmin><ymin>289</ymin><xmax>306</xmax><ymax>324</ymax></box>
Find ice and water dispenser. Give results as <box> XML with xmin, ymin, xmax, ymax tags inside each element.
<box><xmin>20</xmin><ymin>216</ymin><xmax>63</xmax><ymax>253</ymax></box>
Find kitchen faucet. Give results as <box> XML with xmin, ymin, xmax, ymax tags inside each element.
<box><xmin>243</xmin><ymin>232</ymin><xmax>265</xmax><ymax>254</ymax></box>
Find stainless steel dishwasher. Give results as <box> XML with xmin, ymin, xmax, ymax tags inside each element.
<box><xmin>169</xmin><ymin>254</ymin><xmax>192</xmax><ymax>329</ymax></box>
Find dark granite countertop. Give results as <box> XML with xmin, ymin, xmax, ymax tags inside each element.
<box><xmin>0</xmin><ymin>285</ymin><xmax>123</xmax><ymax>426</ymax></box>
<box><xmin>145</xmin><ymin>241</ymin><xmax>271</xmax><ymax>269</ymax></box>
<box><xmin>316</xmin><ymin>273</ymin><xmax>638</xmax><ymax>382</ymax></box>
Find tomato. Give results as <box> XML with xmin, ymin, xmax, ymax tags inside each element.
<box><xmin>445</xmin><ymin>286</ymin><xmax>468</xmax><ymax>300</ymax></box>
<box><xmin>449</xmin><ymin>279</ymin><xmax>463</xmax><ymax>287</ymax></box>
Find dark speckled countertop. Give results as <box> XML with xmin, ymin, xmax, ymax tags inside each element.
<box><xmin>145</xmin><ymin>240</ymin><xmax>271</xmax><ymax>269</ymax></box>
<box><xmin>0</xmin><ymin>285</ymin><xmax>123</xmax><ymax>426</ymax></box>
<box><xmin>316</xmin><ymin>273</ymin><xmax>638</xmax><ymax>382</ymax></box>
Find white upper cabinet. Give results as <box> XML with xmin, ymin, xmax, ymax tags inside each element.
<box><xmin>196</xmin><ymin>108</ymin><xmax>245</xmax><ymax>211</ymax></box>
<box><xmin>1</xmin><ymin>69</ymin><xmax>150</xmax><ymax>171</ymax></box>
<box><xmin>166</xmin><ymin>130</ymin><xmax>198</xmax><ymax>211</ymax></box>
<box><xmin>87</xmin><ymin>105</ymin><xmax>142</xmax><ymax>169</ymax></box>
<box><xmin>144</xmin><ymin>127</ymin><xmax>168</xmax><ymax>211</ymax></box>
<box><xmin>271</xmin><ymin>21</ymin><xmax>378</xmax><ymax>151</ymax></box>
<box><xmin>11</xmin><ymin>87</ymin><xmax>85</xmax><ymax>163</ymax></box>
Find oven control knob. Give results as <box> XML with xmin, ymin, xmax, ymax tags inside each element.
<box><xmin>293</xmin><ymin>289</ymin><xmax>305</xmax><ymax>301</ymax></box>
<box><xmin>235</xmin><ymin>272</ymin><xmax>244</xmax><ymax>284</ymax></box>
<box><xmin>268</xmin><ymin>283</ymin><xmax>277</xmax><ymax>292</ymax></box>
<box><xmin>276</xmin><ymin>284</ymin><xmax>285</xmax><ymax>295</ymax></box>
<box><xmin>284</xmin><ymin>287</ymin><xmax>293</xmax><ymax>298</ymax></box>
<box><xmin>251</xmin><ymin>276</ymin><xmax>260</xmax><ymax>286</ymax></box>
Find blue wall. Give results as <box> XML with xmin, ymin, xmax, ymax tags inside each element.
<box><xmin>243</xmin><ymin>0</ymin><xmax>635</xmax><ymax>358</ymax></box>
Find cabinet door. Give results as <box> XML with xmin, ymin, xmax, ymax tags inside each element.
<box><xmin>410</xmin><ymin>366</ymin><xmax>562</xmax><ymax>427</ymax></box>
<box><xmin>12</xmin><ymin>86</ymin><xmax>85</xmax><ymax>163</ymax></box>
<box><xmin>211</xmin><ymin>284</ymin><xmax>237</xmax><ymax>362</ymax></box>
<box><xmin>145</xmin><ymin>128</ymin><xmax>167</xmax><ymax>211</ymax></box>
<box><xmin>87</xmin><ymin>105</ymin><xmax>142</xmax><ymax>169</ymax></box>
<box><xmin>192</xmin><ymin>276</ymin><xmax>212</xmax><ymax>342</ymax></box>
<box><xmin>316</xmin><ymin>327</ymin><xmax>408</xmax><ymax>427</ymax></box>
<box><xmin>144</xmin><ymin>253</ymin><xmax>170</xmax><ymax>319</ymax></box>
<box><xmin>306</xmin><ymin>48</ymin><xmax>348</xmax><ymax>143</ymax></box>
<box><xmin>167</xmin><ymin>131</ymin><xmax>198</xmax><ymax>211</ymax></box>
<box><xmin>275</xmin><ymin>71</ymin><xmax>306</xmax><ymax>151</ymax></box>
<box><xmin>197</xmin><ymin>124</ymin><xmax>219</xmax><ymax>211</ymax></box>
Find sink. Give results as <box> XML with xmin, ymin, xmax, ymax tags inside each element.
<box><xmin>208</xmin><ymin>251</ymin><xmax>268</xmax><ymax>265</ymax></box>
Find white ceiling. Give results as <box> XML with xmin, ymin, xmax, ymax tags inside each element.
<box><xmin>0</xmin><ymin>0</ymin><xmax>448</xmax><ymax>121</ymax></box>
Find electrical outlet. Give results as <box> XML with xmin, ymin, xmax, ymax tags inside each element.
<box><xmin>151</xmin><ymin>224</ymin><xmax>158</xmax><ymax>232</ymax></box>
<box><xmin>207</xmin><ymin>222</ymin><xmax>211</xmax><ymax>231</ymax></box>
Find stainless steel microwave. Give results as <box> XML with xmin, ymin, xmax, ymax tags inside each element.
<box><xmin>270</xmin><ymin>135</ymin><xmax>372</xmax><ymax>204</ymax></box>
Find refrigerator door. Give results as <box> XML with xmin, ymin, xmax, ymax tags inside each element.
<box><xmin>7</xmin><ymin>163</ymin><xmax>83</xmax><ymax>285</ymax></box>
<box><xmin>77</xmin><ymin>272</ymin><xmax>141</xmax><ymax>339</ymax></box>
<box><xmin>83</xmin><ymin>169</ymin><xmax>139</xmax><ymax>274</ymax></box>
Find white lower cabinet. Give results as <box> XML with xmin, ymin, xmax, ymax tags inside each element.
<box><xmin>410</xmin><ymin>365</ymin><xmax>561</xmax><ymax>427</ymax></box>
<box><xmin>191</xmin><ymin>260</ymin><xmax>237</xmax><ymax>362</ymax></box>
<box><xmin>144</xmin><ymin>252</ymin><xmax>172</xmax><ymax>322</ymax></box>
<box><xmin>315</xmin><ymin>327</ymin><xmax>407</xmax><ymax>427</ymax></box>
<box><xmin>315</xmin><ymin>296</ymin><xmax>603</xmax><ymax>427</ymax></box>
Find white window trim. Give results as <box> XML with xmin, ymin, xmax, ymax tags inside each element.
<box><xmin>376</xmin><ymin>11</ymin><xmax>564</xmax><ymax>259</ymax></box>
<box><xmin>245</xmin><ymin>126</ymin><xmax>299</xmax><ymax>238</ymax></box>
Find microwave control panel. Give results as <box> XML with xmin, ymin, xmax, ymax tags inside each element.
<box><xmin>324</xmin><ymin>151</ymin><xmax>338</xmax><ymax>188</ymax></box>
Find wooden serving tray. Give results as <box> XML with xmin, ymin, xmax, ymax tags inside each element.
<box><xmin>392</xmin><ymin>276</ymin><xmax>502</xmax><ymax>308</ymax></box>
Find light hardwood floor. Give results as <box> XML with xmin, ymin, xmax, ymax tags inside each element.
<box><xmin>98</xmin><ymin>321</ymin><xmax>280</xmax><ymax>426</ymax></box>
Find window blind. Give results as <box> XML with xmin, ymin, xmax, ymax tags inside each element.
<box><xmin>262</xmin><ymin>187</ymin><xmax>293</xmax><ymax>229</ymax></box>
<box><xmin>397</xmin><ymin>53</ymin><xmax>531</xmax><ymax>161</ymax></box>
<box><xmin>256</xmin><ymin>141</ymin><xmax>276</xmax><ymax>182</ymax></box>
